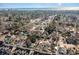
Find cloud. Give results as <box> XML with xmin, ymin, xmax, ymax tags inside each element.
<box><xmin>58</xmin><ymin>3</ymin><xmax>62</xmax><ymax>6</ymax></box>
<box><xmin>53</xmin><ymin>7</ymin><xmax>79</xmax><ymax>10</ymax></box>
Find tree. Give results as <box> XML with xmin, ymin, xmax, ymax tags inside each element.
<box><xmin>45</xmin><ymin>20</ymin><xmax>56</xmax><ymax>34</ymax></box>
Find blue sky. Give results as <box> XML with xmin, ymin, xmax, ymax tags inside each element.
<box><xmin>0</xmin><ymin>3</ymin><xmax>79</xmax><ymax>8</ymax></box>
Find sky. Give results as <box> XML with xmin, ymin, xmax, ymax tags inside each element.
<box><xmin>0</xmin><ymin>3</ymin><xmax>79</xmax><ymax>8</ymax></box>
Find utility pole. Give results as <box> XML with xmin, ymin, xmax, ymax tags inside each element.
<box><xmin>55</xmin><ymin>15</ymin><xmax>60</xmax><ymax>55</ymax></box>
<box><xmin>73</xmin><ymin>17</ymin><xmax>77</xmax><ymax>37</ymax></box>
